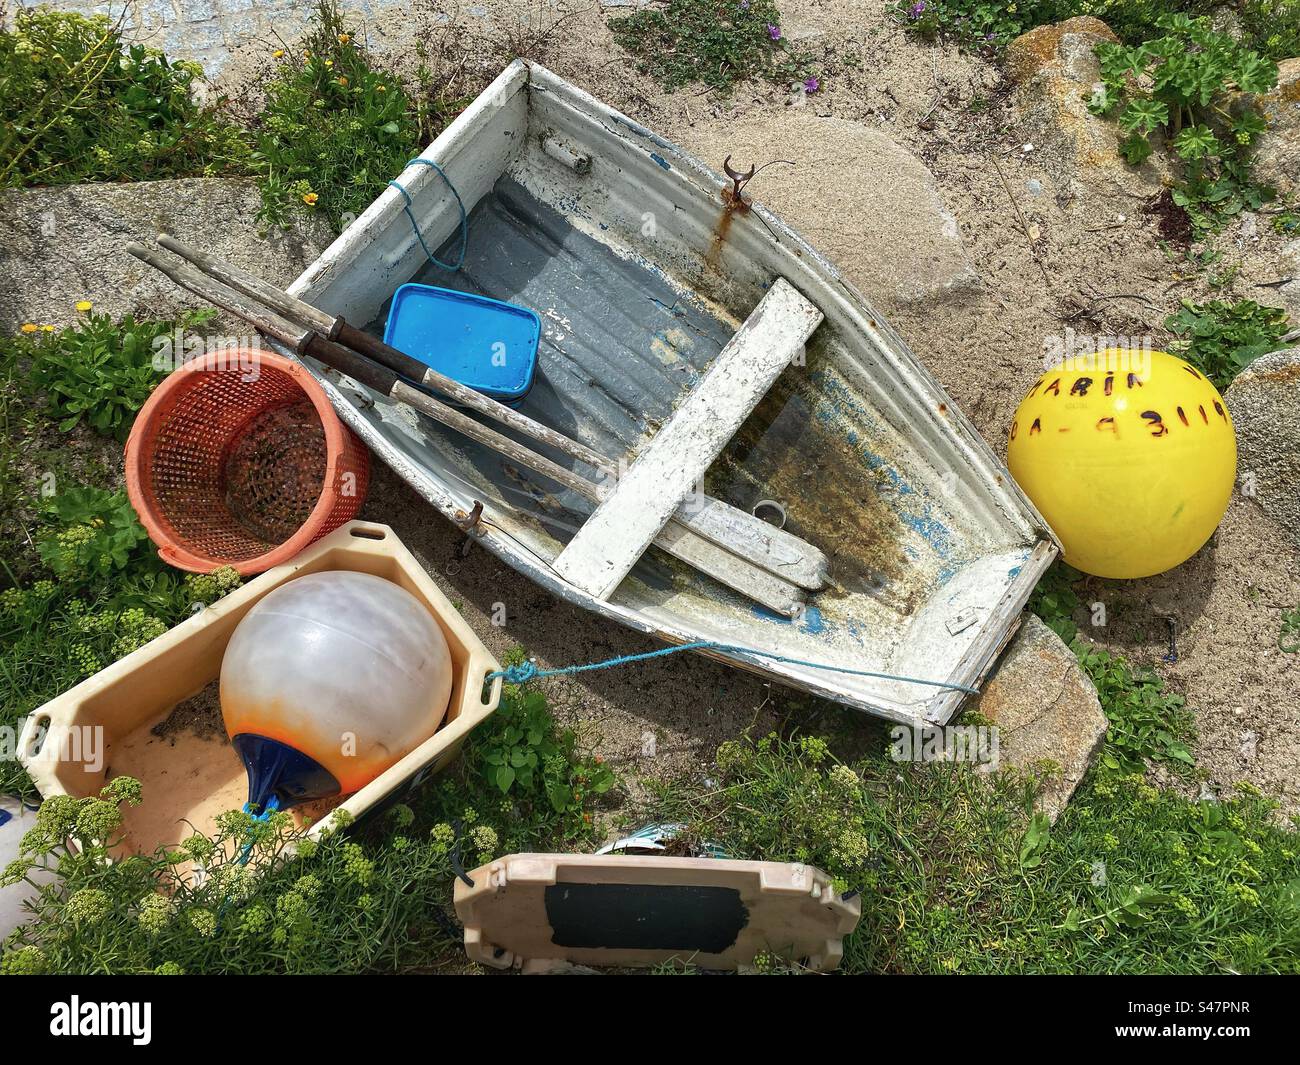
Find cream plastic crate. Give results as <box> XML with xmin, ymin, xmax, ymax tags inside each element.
<box><xmin>456</xmin><ymin>853</ymin><xmax>861</xmax><ymax>972</ymax></box>
<box><xmin>18</xmin><ymin>521</ymin><xmax>502</xmax><ymax>855</ymax></box>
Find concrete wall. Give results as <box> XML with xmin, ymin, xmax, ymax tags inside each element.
<box><xmin>26</xmin><ymin>0</ymin><xmax>390</xmax><ymax>74</ymax></box>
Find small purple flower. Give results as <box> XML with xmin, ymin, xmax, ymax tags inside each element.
<box><xmin>740</xmin><ymin>0</ymin><xmax>750</xmax><ymax>8</ymax></box>
<box><xmin>804</xmin><ymin>75</ymin><xmax>820</xmax><ymax>94</ymax></box>
<box><xmin>908</xmin><ymin>0</ymin><xmax>926</xmax><ymax>18</ymax></box>
<box><xmin>767</xmin><ymin>23</ymin><xmax>782</xmax><ymax>40</ymax></box>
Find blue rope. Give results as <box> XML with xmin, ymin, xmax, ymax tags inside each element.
<box><xmin>488</xmin><ymin>641</ymin><xmax>979</xmax><ymax>696</ymax></box>
<box><xmin>387</xmin><ymin>158</ymin><xmax>468</xmax><ymax>272</ymax></box>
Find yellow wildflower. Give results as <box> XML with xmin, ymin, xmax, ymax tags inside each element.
<box><xmin>337</xmin><ymin>76</ymin><xmax>348</xmax><ymax>86</ymax></box>
<box><xmin>302</xmin><ymin>192</ymin><xmax>319</xmax><ymax>206</ymax></box>
<box><xmin>338</xmin><ymin>33</ymin><xmax>351</xmax><ymax>44</ymax></box>
<box><xmin>375</xmin><ymin>84</ymin><xmax>386</xmax><ymax>93</ymax></box>
<box><xmin>21</xmin><ymin>323</ymin><xmax>37</xmax><ymax>333</ymax></box>
<box><xmin>324</xmin><ymin>59</ymin><xmax>333</xmax><ymax>68</ymax></box>
<box><xmin>75</xmin><ymin>300</ymin><xmax>92</xmax><ymax>313</ymax></box>
<box><xmin>40</xmin><ymin>325</ymin><xmax>54</xmax><ymax>332</ymax></box>
<box><xmin>273</xmin><ymin>49</ymin><xmax>285</xmax><ymax>58</ymax></box>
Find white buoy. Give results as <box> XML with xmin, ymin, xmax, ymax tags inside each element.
<box><xmin>220</xmin><ymin>571</ymin><xmax>452</xmax><ymax>808</ymax></box>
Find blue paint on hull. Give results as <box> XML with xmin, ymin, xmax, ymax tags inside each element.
<box><xmin>751</xmin><ymin>604</ymin><xmax>827</xmax><ymax>636</ymax></box>
<box><xmin>809</xmin><ymin>368</ymin><xmax>960</xmax><ymax>575</ymax></box>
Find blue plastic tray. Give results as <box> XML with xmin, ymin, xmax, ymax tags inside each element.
<box><xmin>384</xmin><ymin>283</ymin><xmax>541</xmax><ymax>406</ymax></box>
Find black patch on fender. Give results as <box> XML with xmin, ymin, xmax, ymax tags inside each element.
<box><xmin>544</xmin><ymin>883</ymin><xmax>748</xmax><ymax>952</ymax></box>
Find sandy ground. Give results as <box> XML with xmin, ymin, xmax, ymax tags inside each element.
<box><xmin>20</xmin><ymin>0</ymin><xmax>1300</xmax><ymax>815</ymax></box>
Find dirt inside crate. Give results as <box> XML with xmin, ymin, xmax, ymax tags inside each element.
<box><xmin>107</xmin><ymin>680</ymin><xmax>343</xmax><ymax>861</ymax></box>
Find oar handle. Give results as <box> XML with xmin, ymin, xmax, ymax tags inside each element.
<box><xmin>333</xmin><ymin>319</ymin><xmax>447</xmax><ymax>394</ymax></box>
<box><xmin>304</xmin><ymin>334</ymin><xmax>401</xmax><ymax>399</ymax></box>
<box><xmin>127</xmin><ymin>240</ymin><xmax>402</xmax><ymax>400</ymax></box>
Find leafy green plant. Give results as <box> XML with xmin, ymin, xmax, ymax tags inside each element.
<box><xmin>1019</xmin><ymin>811</ymin><xmax>1052</xmax><ymax>871</ymax></box>
<box><xmin>478</xmin><ymin>683</ymin><xmax>616</xmax><ymax>834</ymax></box>
<box><xmin>36</xmin><ymin>487</ymin><xmax>151</xmax><ymax>581</ymax></box>
<box><xmin>1237</xmin><ymin>0</ymin><xmax>1300</xmax><ymax>62</ymax></box>
<box><xmin>1274</xmin><ymin>208</ymin><xmax>1300</xmax><ymax>236</ymax></box>
<box><xmin>0</xmin><ymin>780</ymin><xmax>464</xmax><ymax>975</ymax></box>
<box><xmin>0</xmin><ymin>571</ymin><xmax>240</xmax><ymax>798</ymax></box>
<box><xmin>894</xmin><ymin>0</ymin><xmax>1054</xmax><ymax>50</ymax></box>
<box><xmin>1165</xmin><ymin>298</ymin><xmax>1291</xmax><ymax>389</ymax></box>
<box><xmin>0</xmin><ymin>10</ymin><xmax>249</xmax><ymax>188</ymax></box>
<box><xmin>893</xmin><ymin>0</ymin><xmax>1226</xmax><ymax>52</ymax></box>
<box><xmin>254</xmin><ymin>1</ymin><xmax>417</xmax><ymax>229</ymax></box>
<box><xmin>1</xmin><ymin>681</ymin><xmax>616</xmax><ymax>972</ymax></box>
<box><xmin>0</xmin><ymin>474</ymin><xmax>242</xmax><ymax>797</ymax></box>
<box><xmin>1089</xmin><ymin>15</ymin><xmax>1277</xmax><ymax>235</ymax></box>
<box><xmin>1028</xmin><ymin>564</ymin><xmax>1195</xmax><ymax>775</ymax></box>
<box><xmin>1027</xmin><ymin>561</ymin><xmax>1084</xmax><ymax>644</ymax></box>
<box><xmin>610</xmin><ymin>0</ymin><xmax>816</xmax><ymax>93</ymax></box>
<box><xmin>895</xmin><ymin>1</ymin><xmax>1294</xmax><ymax>62</ymax></box>
<box><xmin>1280</xmin><ymin>607</ymin><xmax>1300</xmax><ymax>653</ymax></box>
<box><xmin>15</xmin><ymin>309</ymin><xmax>212</xmax><ymax>440</ymax></box>
<box><xmin>1075</xmin><ymin>644</ymin><xmax>1194</xmax><ymax>774</ymax></box>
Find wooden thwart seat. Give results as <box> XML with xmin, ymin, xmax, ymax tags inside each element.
<box><xmin>554</xmin><ymin>278</ymin><xmax>824</xmax><ymax>601</ymax></box>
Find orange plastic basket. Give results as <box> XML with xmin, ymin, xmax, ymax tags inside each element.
<box><xmin>126</xmin><ymin>348</ymin><xmax>370</xmax><ymax>575</ymax></box>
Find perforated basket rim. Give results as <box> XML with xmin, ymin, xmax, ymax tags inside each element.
<box><xmin>125</xmin><ymin>347</ymin><xmax>359</xmax><ymax>575</ymax></box>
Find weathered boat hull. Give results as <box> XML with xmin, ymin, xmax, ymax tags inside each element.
<box><xmin>283</xmin><ymin>61</ymin><xmax>1057</xmax><ymax>728</ymax></box>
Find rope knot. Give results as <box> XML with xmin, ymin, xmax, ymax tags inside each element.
<box><xmin>501</xmin><ymin>662</ymin><xmax>540</xmax><ymax>684</ymax></box>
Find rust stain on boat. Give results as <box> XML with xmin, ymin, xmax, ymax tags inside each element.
<box><xmin>707</xmin><ymin>341</ymin><xmax>920</xmax><ymax>614</ymax></box>
<box><xmin>706</xmin><ymin>186</ymin><xmax>750</xmax><ymax>273</ymax></box>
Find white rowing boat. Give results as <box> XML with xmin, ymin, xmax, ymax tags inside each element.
<box><xmin>281</xmin><ymin>61</ymin><xmax>1058</xmax><ymax>728</ymax></box>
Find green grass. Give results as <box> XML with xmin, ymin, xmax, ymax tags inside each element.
<box><xmin>610</xmin><ymin>0</ymin><xmax>815</xmax><ymax>93</ymax></box>
<box><xmin>0</xmin><ymin>10</ymin><xmax>249</xmax><ymax>189</ymax></box>
<box><xmin>641</xmin><ymin>731</ymin><xmax>1299</xmax><ymax>974</ymax></box>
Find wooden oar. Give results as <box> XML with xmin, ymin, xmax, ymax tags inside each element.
<box><xmin>153</xmin><ymin>233</ymin><xmax>829</xmax><ymax>593</ymax></box>
<box><xmin>125</xmin><ymin>241</ymin><xmax>807</xmax><ymax>616</ymax></box>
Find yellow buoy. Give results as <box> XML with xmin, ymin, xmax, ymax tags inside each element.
<box><xmin>1007</xmin><ymin>349</ymin><xmax>1236</xmax><ymax>579</ymax></box>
